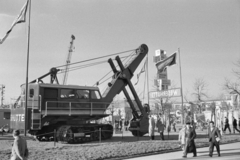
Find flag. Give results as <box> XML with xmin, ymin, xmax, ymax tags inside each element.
<box><xmin>135</xmin><ymin>58</ymin><xmax>147</xmax><ymax>85</ymax></box>
<box><xmin>155</xmin><ymin>52</ymin><xmax>177</xmax><ymax>72</ymax></box>
<box><xmin>0</xmin><ymin>0</ymin><xmax>29</xmax><ymax>44</ymax></box>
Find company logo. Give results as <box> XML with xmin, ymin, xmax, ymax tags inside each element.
<box><xmin>11</xmin><ymin>114</ymin><xmax>25</xmax><ymax>122</ymax></box>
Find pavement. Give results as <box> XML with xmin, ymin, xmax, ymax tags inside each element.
<box><xmin>126</xmin><ymin>141</ymin><xmax>240</xmax><ymax>160</ymax></box>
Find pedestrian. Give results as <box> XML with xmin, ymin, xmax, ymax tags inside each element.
<box><xmin>223</xmin><ymin>117</ymin><xmax>231</xmax><ymax>134</ymax></box>
<box><xmin>232</xmin><ymin>117</ymin><xmax>240</xmax><ymax>133</ymax></box>
<box><xmin>124</xmin><ymin>120</ymin><xmax>129</xmax><ymax>131</ymax></box>
<box><xmin>119</xmin><ymin>119</ymin><xmax>123</xmax><ymax>131</ymax></box>
<box><xmin>148</xmin><ymin>115</ymin><xmax>155</xmax><ymax>140</ymax></box>
<box><xmin>239</xmin><ymin>118</ymin><xmax>240</xmax><ymax>130</ymax></box>
<box><xmin>156</xmin><ymin>117</ymin><xmax>165</xmax><ymax>140</ymax></box>
<box><xmin>172</xmin><ymin>121</ymin><xmax>177</xmax><ymax>132</ymax></box>
<box><xmin>11</xmin><ymin>129</ymin><xmax>29</xmax><ymax>160</ymax></box>
<box><xmin>208</xmin><ymin>121</ymin><xmax>221</xmax><ymax>157</ymax></box>
<box><xmin>178</xmin><ymin>125</ymin><xmax>186</xmax><ymax>153</ymax></box>
<box><xmin>182</xmin><ymin>122</ymin><xmax>197</xmax><ymax>158</ymax></box>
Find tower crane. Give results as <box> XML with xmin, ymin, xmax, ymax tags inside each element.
<box><xmin>62</xmin><ymin>35</ymin><xmax>75</xmax><ymax>85</ymax></box>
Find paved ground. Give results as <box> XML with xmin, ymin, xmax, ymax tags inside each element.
<box><xmin>126</xmin><ymin>141</ymin><xmax>240</xmax><ymax>160</ymax></box>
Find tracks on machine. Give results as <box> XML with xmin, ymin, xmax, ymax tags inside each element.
<box><xmin>33</xmin><ymin>124</ymin><xmax>113</xmax><ymax>144</ymax></box>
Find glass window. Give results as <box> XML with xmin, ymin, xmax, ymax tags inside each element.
<box><xmin>60</xmin><ymin>89</ymin><xmax>76</xmax><ymax>99</ymax></box>
<box><xmin>91</xmin><ymin>91</ymin><xmax>101</xmax><ymax>99</ymax></box>
<box><xmin>29</xmin><ymin>89</ymin><xmax>34</xmax><ymax>98</ymax></box>
<box><xmin>76</xmin><ymin>90</ymin><xmax>89</xmax><ymax>99</ymax></box>
<box><xmin>3</xmin><ymin>112</ymin><xmax>10</xmax><ymax>120</ymax></box>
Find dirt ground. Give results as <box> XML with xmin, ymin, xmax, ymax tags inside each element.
<box><xmin>0</xmin><ymin>130</ymin><xmax>183</xmax><ymax>160</ymax></box>
<box><xmin>0</xmin><ymin>129</ymin><xmax>231</xmax><ymax>160</ymax></box>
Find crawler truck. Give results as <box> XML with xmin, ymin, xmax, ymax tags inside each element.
<box><xmin>10</xmin><ymin>44</ymin><xmax>149</xmax><ymax>143</ymax></box>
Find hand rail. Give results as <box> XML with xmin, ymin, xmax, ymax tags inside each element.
<box><xmin>44</xmin><ymin>101</ymin><xmax>111</xmax><ymax>116</ymax></box>
<box><xmin>69</xmin><ymin>102</ymin><xmax>71</xmax><ymax>116</ymax></box>
<box><xmin>39</xmin><ymin>95</ymin><xmax>42</xmax><ymax>112</ymax></box>
<box><xmin>45</xmin><ymin>101</ymin><xmax>48</xmax><ymax>117</ymax></box>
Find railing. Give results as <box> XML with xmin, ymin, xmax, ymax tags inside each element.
<box><xmin>44</xmin><ymin>101</ymin><xmax>112</xmax><ymax>117</ymax></box>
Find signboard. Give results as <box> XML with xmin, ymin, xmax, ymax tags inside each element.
<box><xmin>157</xmin><ymin>72</ymin><xmax>167</xmax><ymax>79</ymax></box>
<box><xmin>157</xmin><ymin>68</ymin><xmax>167</xmax><ymax>79</ymax></box>
<box><xmin>149</xmin><ymin>88</ymin><xmax>182</xmax><ymax>99</ymax></box>
<box><xmin>154</xmin><ymin>50</ymin><xmax>166</xmax><ymax>63</ymax></box>
<box><xmin>195</xmin><ymin>113</ymin><xmax>206</xmax><ymax>122</ymax></box>
<box><xmin>176</xmin><ymin>110</ymin><xmax>181</xmax><ymax>117</ymax></box>
<box><xmin>155</xmin><ymin>50</ymin><xmax>161</xmax><ymax>56</ymax></box>
<box><xmin>160</xmin><ymin>79</ymin><xmax>171</xmax><ymax>86</ymax></box>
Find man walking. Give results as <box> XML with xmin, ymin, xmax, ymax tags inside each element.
<box><xmin>182</xmin><ymin>122</ymin><xmax>197</xmax><ymax>158</ymax></box>
<box><xmin>232</xmin><ymin>117</ymin><xmax>240</xmax><ymax>133</ymax></box>
<box><xmin>223</xmin><ymin>117</ymin><xmax>231</xmax><ymax>134</ymax></box>
<box><xmin>208</xmin><ymin>121</ymin><xmax>221</xmax><ymax>157</ymax></box>
<box><xmin>11</xmin><ymin>129</ymin><xmax>29</xmax><ymax>160</ymax></box>
<box><xmin>156</xmin><ymin>117</ymin><xmax>165</xmax><ymax>140</ymax></box>
<box><xmin>238</xmin><ymin>118</ymin><xmax>240</xmax><ymax>130</ymax></box>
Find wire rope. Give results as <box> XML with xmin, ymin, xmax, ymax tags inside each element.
<box><xmin>55</xmin><ymin>49</ymin><xmax>136</xmax><ymax>68</ymax></box>
<box><xmin>58</xmin><ymin>55</ymin><xmax>134</xmax><ymax>74</ymax></box>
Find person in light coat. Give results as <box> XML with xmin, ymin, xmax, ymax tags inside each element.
<box><xmin>11</xmin><ymin>130</ymin><xmax>29</xmax><ymax>160</ymax></box>
<box><xmin>149</xmin><ymin>115</ymin><xmax>156</xmax><ymax>140</ymax></box>
<box><xmin>178</xmin><ymin>125</ymin><xmax>186</xmax><ymax>152</ymax></box>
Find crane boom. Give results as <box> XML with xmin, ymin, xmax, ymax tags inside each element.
<box><xmin>62</xmin><ymin>35</ymin><xmax>75</xmax><ymax>85</ymax></box>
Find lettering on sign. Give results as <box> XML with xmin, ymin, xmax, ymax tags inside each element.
<box><xmin>11</xmin><ymin>114</ymin><xmax>25</xmax><ymax>122</ymax></box>
<box><xmin>149</xmin><ymin>88</ymin><xmax>181</xmax><ymax>98</ymax></box>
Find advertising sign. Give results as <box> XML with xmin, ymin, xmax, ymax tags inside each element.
<box><xmin>160</xmin><ymin>79</ymin><xmax>171</xmax><ymax>86</ymax></box>
<box><xmin>149</xmin><ymin>88</ymin><xmax>182</xmax><ymax>99</ymax></box>
<box><xmin>157</xmin><ymin>72</ymin><xmax>167</xmax><ymax>79</ymax></box>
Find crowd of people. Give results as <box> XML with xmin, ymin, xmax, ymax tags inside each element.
<box><xmin>148</xmin><ymin>114</ymin><xmax>240</xmax><ymax>158</ymax></box>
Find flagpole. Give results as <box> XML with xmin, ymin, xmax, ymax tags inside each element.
<box><xmin>178</xmin><ymin>48</ymin><xmax>184</xmax><ymax>125</ymax></box>
<box><xmin>147</xmin><ymin>54</ymin><xmax>149</xmax><ymax>105</ymax></box>
<box><xmin>24</xmin><ymin>0</ymin><xmax>31</xmax><ymax>137</ymax></box>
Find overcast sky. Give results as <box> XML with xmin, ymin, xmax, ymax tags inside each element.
<box><xmin>0</xmin><ymin>0</ymin><xmax>239</xmax><ymax>104</ymax></box>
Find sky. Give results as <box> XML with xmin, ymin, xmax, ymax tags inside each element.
<box><xmin>0</xmin><ymin>0</ymin><xmax>239</xmax><ymax>105</ymax></box>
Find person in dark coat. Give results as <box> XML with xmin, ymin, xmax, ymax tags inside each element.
<box><xmin>223</xmin><ymin>117</ymin><xmax>231</xmax><ymax>133</ymax></box>
<box><xmin>119</xmin><ymin>120</ymin><xmax>123</xmax><ymax>131</ymax></box>
<box><xmin>156</xmin><ymin>118</ymin><xmax>165</xmax><ymax>140</ymax></box>
<box><xmin>124</xmin><ymin>120</ymin><xmax>129</xmax><ymax>131</ymax></box>
<box><xmin>232</xmin><ymin>117</ymin><xmax>240</xmax><ymax>133</ymax></box>
<box><xmin>239</xmin><ymin>118</ymin><xmax>240</xmax><ymax>130</ymax></box>
<box><xmin>182</xmin><ymin>122</ymin><xmax>197</xmax><ymax>158</ymax></box>
<box><xmin>208</xmin><ymin>121</ymin><xmax>221</xmax><ymax>157</ymax></box>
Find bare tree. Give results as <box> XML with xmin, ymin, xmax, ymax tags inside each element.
<box><xmin>223</xmin><ymin>59</ymin><xmax>240</xmax><ymax>94</ymax></box>
<box><xmin>191</xmin><ymin>78</ymin><xmax>209</xmax><ymax>113</ymax></box>
<box><xmin>223</xmin><ymin>78</ymin><xmax>240</xmax><ymax>95</ymax></box>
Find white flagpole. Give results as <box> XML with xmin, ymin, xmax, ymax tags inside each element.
<box><xmin>25</xmin><ymin>0</ymin><xmax>31</xmax><ymax>136</ymax></box>
<box><xmin>178</xmin><ymin>48</ymin><xmax>184</xmax><ymax>125</ymax></box>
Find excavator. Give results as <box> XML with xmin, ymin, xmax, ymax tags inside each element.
<box><xmin>10</xmin><ymin>44</ymin><xmax>149</xmax><ymax>143</ymax></box>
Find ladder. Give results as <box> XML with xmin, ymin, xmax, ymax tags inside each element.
<box><xmin>31</xmin><ymin>96</ymin><xmax>41</xmax><ymax>130</ymax></box>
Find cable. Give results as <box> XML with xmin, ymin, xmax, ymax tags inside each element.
<box><xmin>55</xmin><ymin>49</ymin><xmax>136</xmax><ymax>69</ymax></box>
<box><xmin>58</xmin><ymin>55</ymin><xmax>135</xmax><ymax>74</ymax></box>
